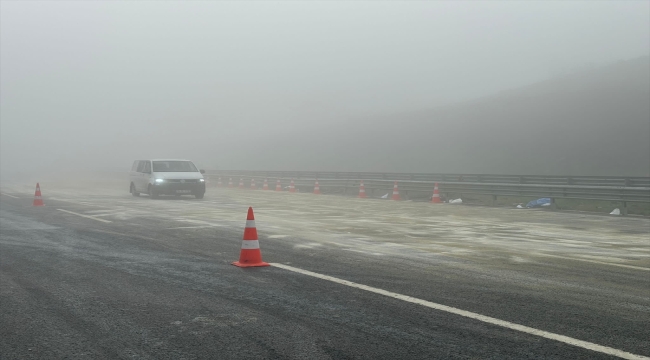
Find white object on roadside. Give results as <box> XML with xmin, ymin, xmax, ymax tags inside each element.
<box><xmin>517</xmin><ymin>205</ymin><xmax>524</xmax><ymax>209</ymax></box>
<box><xmin>381</xmin><ymin>193</ymin><xmax>389</xmax><ymax>199</ymax></box>
<box><xmin>449</xmin><ymin>198</ymin><xmax>463</xmax><ymax>204</ymax></box>
<box><xmin>541</xmin><ymin>202</ymin><xmax>551</xmax><ymax>207</ymax></box>
<box><xmin>610</xmin><ymin>208</ymin><xmax>621</xmax><ymax>215</ymax></box>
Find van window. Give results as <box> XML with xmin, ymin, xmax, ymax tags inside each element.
<box><xmin>131</xmin><ymin>161</ymin><xmax>139</xmax><ymax>172</ymax></box>
<box><xmin>152</xmin><ymin>161</ymin><xmax>198</xmax><ymax>172</ymax></box>
<box><xmin>136</xmin><ymin>161</ymin><xmax>145</xmax><ymax>173</ymax></box>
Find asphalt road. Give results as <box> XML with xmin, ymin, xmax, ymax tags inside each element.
<box><xmin>1</xmin><ymin>185</ymin><xmax>649</xmax><ymax>359</ymax></box>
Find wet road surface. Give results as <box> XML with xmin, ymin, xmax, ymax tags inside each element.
<box><xmin>1</xmin><ymin>185</ymin><xmax>648</xmax><ymax>359</ymax></box>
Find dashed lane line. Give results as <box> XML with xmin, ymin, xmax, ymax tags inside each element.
<box><xmin>272</xmin><ymin>263</ymin><xmax>649</xmax><ymax>360</ymax></box>
<box><xmin>56</xmin><ymin>209</ymin><xmax>113</xmax><ymax>223</ymax></box>
<box><xmin>0</xmin><ymin>193</ymin><xmax>20</xmax><ymax>199</ymax></box>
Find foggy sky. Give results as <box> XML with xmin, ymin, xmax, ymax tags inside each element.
<box><xmin>1</xmin><ymin>1</ymin><xmax>649</xmax><ymax>177</ymax></box>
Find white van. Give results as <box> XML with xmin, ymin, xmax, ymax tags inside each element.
<box><xmin>129</xmin><ymin>159</ymin><xmax>206</xmax><ymax>199</ymax></box>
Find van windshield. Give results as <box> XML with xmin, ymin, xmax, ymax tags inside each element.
<box><xmin>152</xmin><ymin>161</ymin><xmax>198</xmax><ymax>172</ymax></box>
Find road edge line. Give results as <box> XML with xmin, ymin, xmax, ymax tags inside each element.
<box><xmin>271</xmin><ymin>262</ymin><xmax>649</xmax><ymax>360</ymax></box>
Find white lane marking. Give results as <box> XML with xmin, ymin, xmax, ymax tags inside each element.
<box><xmin>537</xmin><ymin>253</ymin><xmax>650</xmax><ymax>271</ymax></box>
<box><xmin>175</xmin><ymin>219</ymin><xmax>226</xmax><ymax>227</ymax></box>
<box><xmin>271</xmin><ymin>263</ymin><xmax>649</xmax><ymax>360</ymax></box>
<box><xmin>0</xmin><ymin>193</ymin><xmax>19</xmax><ymax>199</ymax></box>
<box><xmin>166</xmin><ymin>225</ymin><xmax>221</xmax><ymax>229</ymax></box>
<box><xmin>89</xmin><ymin>212</ymin><xmax>125</xmax><ymax>217</ymax></box>
<box><xmin>56</xmin><ymin>209</ymin><xmax>112</xmax><ymax>223</ymax></box>
<box><xmin>49</xmin><ymin>198</ymin><xmax>105</xmax><ymax>208</ymax></box>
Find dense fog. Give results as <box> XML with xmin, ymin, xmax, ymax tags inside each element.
<box><xmin>1</xmin><ymin>1</ymin><xmax>649</xmax><ymax>180</ymax></box>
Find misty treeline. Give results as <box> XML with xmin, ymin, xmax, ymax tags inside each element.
<box><xmin>220</xmin><ymin>57</ymin><xmax>649</xmax><ymax>176</ymax></box>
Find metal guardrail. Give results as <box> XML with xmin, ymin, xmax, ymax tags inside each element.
<box><xmin>206</xmin><ymin>171</ymin><xmax>650</xmax><ymax>216</ymax></box>
<box><xmin>206</xmin><ymin>170</ymin><xmax>650</xmax><ymax>188</ymax></box>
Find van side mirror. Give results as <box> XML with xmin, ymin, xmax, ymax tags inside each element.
<box><xmin>200</xmin><ymin>169</ymin><xmax>205</xmax><ymax>174</ymax></box>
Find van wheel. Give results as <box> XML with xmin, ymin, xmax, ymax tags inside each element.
<box><xmin>148</xmin><ymin>185</ymin><xmax>159</xmax><ymax>199</ymax></box>
<box><xmin>194</xmin><ymin>192</ymin><xmax>204</xmax><ymax>199</ymax></box>
<box><xmin>130</xmin><ymin>183</ymin><xmax>140</xmax><ymax>196</ymax></box>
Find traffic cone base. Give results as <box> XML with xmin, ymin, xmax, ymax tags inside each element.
<box><xmin>232</xmin><ymin>207</ymin><xmax>269</xmax><ymax>268</ymax></box>
<box><xmin>289</xmin><ymin>179</ymin><xmax>296</xmax><ymax>193</ymax></box>
<box><xmin>232</xmin><ymin>255</ymin><xmax>270</xmax><ymax>268</ymax></box>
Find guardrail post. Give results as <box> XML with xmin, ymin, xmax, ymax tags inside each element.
<box><xmin>490</xmin><ymin>195</ymin><xmax>497</xmax><ymax>206</ymax></box>
<box><xmin>622</xmin><ymin>202</ymin><xmax>629</xmax><ymax>216</ymax></box>
<box><xmin>549</xmin><ymin>198</ymin><xmax>557</xmax><ymax>210</ymax></box>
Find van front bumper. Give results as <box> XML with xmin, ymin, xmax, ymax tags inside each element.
<box><xmin>152</xmin><ymin>181</ymin><xmax>205</xmax><ymax>195</ymax></box>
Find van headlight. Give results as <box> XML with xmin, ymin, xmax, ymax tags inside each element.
<box><xmin>155</xmin><ymin>178</ymin><xmax>164</xmax><ymax>183</ymax></box>
<box><xmin>199</xmin><ymin>179</ymin><xmax>205</xmax><ymax>182</ymax></box>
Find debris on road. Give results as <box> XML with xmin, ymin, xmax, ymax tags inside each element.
<box><xmin>526</xmin><ymin>198</ymin><xmax>551</xmax><ymax>208</ymax></box>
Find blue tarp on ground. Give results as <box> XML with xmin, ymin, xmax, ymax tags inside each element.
<box><xmin>526</xmin><ymin>198</ymin><xmax>551</xmax><ymax>208</ymax></box>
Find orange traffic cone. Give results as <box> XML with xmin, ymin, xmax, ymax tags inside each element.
<box><xmin>275</xmin><ymin>179</ymin><xmax>282</xmax><ymax>191</ymax></box>
<box><xmin>289</xmin><ymin>179</ymin><xmax>296</xmax><ymax>193</ymax></box>
<box><xmin>217</xmin><ymin>177</ymin><xmax>223</xmax><ymax>187</ymax></box>
<box><xmin>313</xmin><ymin>179</ymin><xmax>321</xmax><ymax>194</ymax></box>
<box><xmin>232</xmin><ymin>207</ymin><xmax>270</xmax><ymax>268</ymax></box>
<box><xmin>33</xmin><ymin>183</ymin><xmax>44</xmax><ymax>206</ymax></box>
<box><xmin>391</xmin><ymin>181</ymin><xmax>401</xmax><ymax>201</ymax></box>
<box><xmin>431</xmin><ymin>182</ymin><xmax>442</xmax><ymax>203</ymax></box>
<box><xmin>238</xmin><ymin>178</ymin><xmax>244</xmax><ymax>189</ymax></box>
<box><xmin>262</xmin><ymin>179</ymin><xmax>269</xmax><ymax>190</ymax></box>
<box><xmin>228</xmin><ymin>178</ymin><xmax>233</xmax><ymax>188</ymax></box>
<box><xmin>250</xmin><ymin>179</ymin><xmax>257</xmax><ymax>190</ymax></box>
<box><xmin>358</xmin><ymin>180</ymin><xmax>367</xmax><ymax>198</ymax></box>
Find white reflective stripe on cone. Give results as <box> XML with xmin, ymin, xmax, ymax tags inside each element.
<box><xmin>245</xmin><ymin>220</ymin><xmax>256</xmax><ymax>228</ymax></box>
<box><xmin>241</xmin><ymin>240</ymin><xmax>260</xmax><ymax>249</ymax></box>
